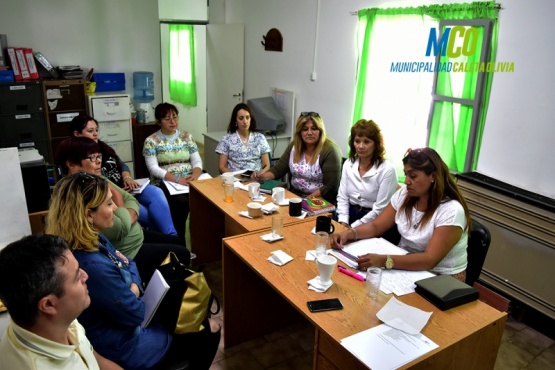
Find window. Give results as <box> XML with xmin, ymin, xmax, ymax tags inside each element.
<box><xmin>353</xmin><ymin>3</ymin><xmax>499</xmax><ymax>179</ymax></box>
<box><xmin>168</xmin><ymin>24</ymin><xmax>197</xmax><ymax>106</ymax></box>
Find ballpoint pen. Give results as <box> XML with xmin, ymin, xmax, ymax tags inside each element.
<box><xmin>338</xmin><ymin>265</ymin><xmax>365</xmax><ymax>281</ymax></box>
<box><xmin>336</xmin><ymin>249</ymin><xmax>358</xmax><ymax>262</ymax></box>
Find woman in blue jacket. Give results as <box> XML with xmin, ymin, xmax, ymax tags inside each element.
<box><xmin>46</xmin><ymin>173</ymin><xmax>220</xmax><ymax>370</ymax></box>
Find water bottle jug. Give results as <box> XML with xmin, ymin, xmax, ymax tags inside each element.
<box><xmin>133</xmin><ymin>71</ymin><xmax>154</xmax><ymax>103</ymax></box>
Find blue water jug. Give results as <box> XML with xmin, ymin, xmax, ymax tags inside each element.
<box><xmin>133</xmin><ymin>71</ymin><xmax>154</xmax><ymax>102</ymax></box>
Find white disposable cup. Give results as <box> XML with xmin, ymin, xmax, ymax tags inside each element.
<box><xmin>222</xmin><ymin>172</ymin><xmax>235</xmax><ymax>186</ymax></box>
<box><xmin>271</xmin><ymin>187</ymin><xmax>285</xmax><ymax>204</ymax></box>
<box><xmin>366</xmin><ymin>267</ymin><xmax>382</xmax><ymax>300</ymax></box>
<box><xmin>314</xmin><ymin>231</ymin><xmax>329</xmax><ymax>258</ymax></box>
<box><xmin>247</xmin><ymin>202</ymin><xmax>262</xmax><ymax>217</ymax></box>
<box><xmin>248</xmin><ymin>182</ymin><xmax>260</xmax><ymax>199</ymax></box>
<box><xmin>316</xmin><ymin>255</ymin><xmax>337</xmax><ymax>285</ymax></box>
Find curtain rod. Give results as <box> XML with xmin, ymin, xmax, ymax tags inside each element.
<box><xmin>349</xmin><ymin>3</ymin><xmax>502</xmax><ymax>15</ymax></box>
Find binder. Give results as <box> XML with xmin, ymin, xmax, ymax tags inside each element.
<box><xmin>34</xmin><ymin>51</ymin><xmax>59</xmax><ymax>78</ymax></box>
<box><xmin>15</xmin><ymin>48</ymin><xmax>31</xmax><ymax>79</ymax></box>
<box><xmin>6</xmin><ymin>48</ymin><xmax>21</xmax><ymax>81</ymax></box>
<box><xmin>23</xmin><ymin>48</ymin><xmax>39</xmax><ymax>79</ymax></box>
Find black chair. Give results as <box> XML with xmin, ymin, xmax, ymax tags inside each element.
<box><xmin>465</xmin><ymin>218</ymin><xmax>491</xmax><ymax>286</ymax></box>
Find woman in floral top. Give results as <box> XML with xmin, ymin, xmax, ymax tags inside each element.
<box><xmin>215</xmin><ymin>103</ymin><xmax>271</xmax><ymax>178</ymax></box>
<box><xmin>143</xmin><ymin>102</ymin><xmax>203</xmax><ymax>239</ymax></box>
<box><xmin>256</xmin><ymin>112</ymin><xmax>342</xmax><ymax>203</ymax></box>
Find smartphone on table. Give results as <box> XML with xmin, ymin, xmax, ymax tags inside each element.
<box><xmin>307</xmin><ymin>298</ymin><xmax>344</xmax><ymax>312</ymax></box>
<box><xmin>241</xmin><ymin>170</ymin><xmax>254</xmax><ymax>178</ymax></box>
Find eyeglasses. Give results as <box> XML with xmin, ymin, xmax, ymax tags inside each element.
<box><xmin>85</xmin><ymin>154</ymin><xmax>102</xmax><ymax>162</ymax></box>
<box><xmin>161</xmin><ymin>115</ymin><xmax>179</xmax><ymax>122</ymax></box>
<box><xmin>300</xmin><ymin>112</ymin><xmax>320</xmax><ymax>118</ymax></box>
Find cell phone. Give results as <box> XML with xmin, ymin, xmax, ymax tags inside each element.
<box><xmin>307</xmin><ymin>298</ymin><xmax>344</xmax><ymax>312</ymax></box>
<box><xmin>241</xmin><ymin>170</ymin><xmax>254</xmax><ymax>178</ymax></box>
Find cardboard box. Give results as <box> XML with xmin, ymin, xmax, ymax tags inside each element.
<box><xmin>93</xmin><ymin>72</ymin><xmax>126</xmax><ymax>92</ymax></box>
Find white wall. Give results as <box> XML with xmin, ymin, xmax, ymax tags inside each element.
<box><xmin>1</xmin><ymin>0</ymin><xmax>554</xmax><ymax>198</ymax></box>
<box><xmin>225</xmin><ymin>0</ymin><xmax>555</xmax><ymax>199</ymax></box>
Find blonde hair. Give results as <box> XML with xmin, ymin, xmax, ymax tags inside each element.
<box><xmin>293</xmin><ymin>114</ymin><xmax>327</xmax><ymax>165</ymax></box>
<box><xmin>46</xmin><ymin>173</ymin><xmax>109</xmax><ymax>252</ymax></box>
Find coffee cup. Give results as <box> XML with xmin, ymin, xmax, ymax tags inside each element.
<box><xmin>315</xmin><ymin>216</ymin><xmax>335</xmax><ymax>234</ymax></box>
<box><xmin>247</xmin><ymin>202</ymin><xmax>262</xmax><ymax>217</ymax></box>
<box><xmin>248</xmin><ymin>182</ymin><xmax>260</xmax><ymax>200</ymax></box>
<box><xmin>315</xmin><ymin>255</ymin><xmax>337</xmax><ymax>286</ymax></box>
<box><xmin>271</xmin><ymin>187</ymin><xmax>285</xmax><ymax>204</ymax></box>
<box><xmin>289</xmin><ymin>197</ymin><xmax>302</xmax><ymax>216</ymax></box>
<box><xmin>222</xmin><ymin>172</ymin><xmax>235</xmax><ymax>186</ymax></box>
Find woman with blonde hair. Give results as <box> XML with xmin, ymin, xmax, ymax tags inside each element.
<box><xmin>331</xmin><ymin>147</ymin><xmax>471</xmax><ymax>281</ymax></box>
<box><xmin>46</xmin><ymin>173</ymin><xmax>220</xmax><ymax>369</ymax></box>
<box><xmin>256</xmin><ymin>112</ymin><xmax>342</xmax><ymax>202</ymax></box>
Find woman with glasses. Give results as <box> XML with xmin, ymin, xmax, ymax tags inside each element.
<box><xmin>143</xmin><ymin>103</ymin><xmax>202</xmax><ymax>240</ymax></box>
<box><xmin>215</xmin><ymin>103</ymin><xmax>271</xmax><ymax>178</ymax></box>
<box><xmin>46</xmin><ymin>173</ymin><xmax>220</xmax><ymax>369</ymax></box>
<box><xmin>71</xmin><ymin>114</ymin><xmax>178</xmax><ymax>237</ymax></box>
<box><xmin>55</xmin><ymin>137</ymin><xmax>190</xmax><ymax>285</ymax></box>
<box><xmin>331</xmin><ymin>147</ymin><xmax>471</xmax><ymax>281</ymax></box>
<box><xmin>256</xmin><ymin>111</ymin><xmax>342</xmax><ymax>203</ymax></box>
<box><xmin>336</xmin><ymin>119</ymin><xmax>398</xmax><ymax>228</ymax></box>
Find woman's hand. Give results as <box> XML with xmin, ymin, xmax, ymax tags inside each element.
<box><xmin>356</xmin><ymin>253</ymin><xmax>386</xmax><ymax>270</ymax></box>
<box><xmin>115</xmin><ymin>250</ymin><xmax>129</xmax><ymax>266</ymax></box>
<box><xmin>130</xmin><ymin>282</ymin><xmax>141</xmax><ymax>297</ymax></box>
<box><xmin>330</xmin><ymin>230</ymin><xmax>353</xmax><ymax>249</ymax></box>
<box><xmin>182</xmin><ymin>174</ymin><xmax>197</xmax><ymax>185</ymax></box>
<box><xmin>122</xmin><ymin>177</ymin><xmax>139</xmax><ymax>192</ymax></box>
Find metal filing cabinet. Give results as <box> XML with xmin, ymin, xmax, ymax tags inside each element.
<box><xmin>88</xmin><ymin>93</ymin><xmax>134</xmax><ymax>177</ymax></box>
<box><xmin>42</xmin><ymin>79</ymin><xmax>87</xmax><ymax>164</ymax></box>
<box><xmin>0</xmin><ymin>80</ymin><xmax>51</xmax><ymax>163</ymax></box>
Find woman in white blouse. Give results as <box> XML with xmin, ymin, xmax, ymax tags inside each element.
<box><xmin>336</xmin><ymin>119</ymin><xmax>398</xmax><ymax>228</ymax></box>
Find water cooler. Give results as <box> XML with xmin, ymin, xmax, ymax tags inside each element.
<box><xmin>133</xmin><ymin>71</ymin><xmax>155</xmax><ymax>123</ymax></box>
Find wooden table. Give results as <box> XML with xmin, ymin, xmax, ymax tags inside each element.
<box><xmin>189</xmin><ymin>176</ymin><xmax>309</xmax><ymax>264</ymax></box>
<box><xmin>222</xmin><ymin>219</ymin><xmax>507</xmax><ymax>369</ymax></box>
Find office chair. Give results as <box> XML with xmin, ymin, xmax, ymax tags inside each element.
<box><xmin>465</xmin><ymin>218</ymin><xmax>491</xmax><ymax>286</ymax></box>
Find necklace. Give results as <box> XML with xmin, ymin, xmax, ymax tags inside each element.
<box><xmin>237</xmin><ymin>131</ymin><xmax>249</xmax><ymax>144</ymax></box>
<box><xmin>106</xmin><ymin>251</ymin><xmax>124</xmax><ymax>268</ymax></box>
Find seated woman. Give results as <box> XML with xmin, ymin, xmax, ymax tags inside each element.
<box><xmin>70</xmin><ymin>113</ymin><xmax>178</xmax><ymax>237</ymax></box>
<box><xmin>215</xmin><ymin>103</ymin><xmax>271</xmax><ymax>178</ymax></box>
<box><xmin>336</xmin><ymin>119</ymin><xmax>398</xmax><ymax>228</ymax></box>
<box><xmin>256</xmin><ymin>112</ymin><xmax>342</xmax><ymax>203</ymax></box>
<box><xmin>45</xmin><ymin>173</ymin><xmax>220</xmax><ymax>369</ymax></box>
<box><xmin>331</xmin><ymin>147</ymin><xmax>471</xmax><ymax>281</ymax></box>
<box><xmin>56</xmin><ymin>136</ymin><xmax>190</xmax><ymax>283</ymax></box>
<box><xmin>143</xmin><ymin>102</ymin><xmax>202</xmax><ymax>240</ymax></box>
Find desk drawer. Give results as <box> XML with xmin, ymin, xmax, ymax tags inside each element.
<box><xmin>91</xmin><ymin>96</ymin><xmax>130</xmax><ymax>121</ymax></box>
<box><xmin>106</xmin><ymin>140</ymin><xmax>133</xmax><ymax>162</ymax></box>
<box><xmin>98</xmin><ymin>120</ymin><xmax>131</xmax><ymax>142</ymax></box>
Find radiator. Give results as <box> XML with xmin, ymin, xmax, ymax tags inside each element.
<box><xmin>456</xmin><ymin>172</ymin><xmax>555</xmax><ymax>319</ymax></box>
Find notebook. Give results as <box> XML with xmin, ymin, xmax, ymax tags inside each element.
<box><xmin>301</xmin><ymin>197</ymin><xmax>336</xmax><ymax>216</ymax></box>
<box><xmin>131</xmin><ymin>178</ymin><xmax>150</xmax><ymax>194</ymax></box>
<box><xmin>414</xmin><ymin>274</ymin><xmax>479</xmax><ymax>310</ymax></box>
<box><xmin>141</xmin><ymin>269</ymin><xmax>170</xmax><ymax>328</ymax></box>
<box><xmin>259</xmin><ymin>180</ymin><xmax>287</xmax><ymax>194</ymax></box>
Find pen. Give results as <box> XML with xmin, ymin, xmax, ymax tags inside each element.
<box><xmin>337</xmin><ymin>249</ymin><xmax>358</xmax><ymax>262</ymax></box>
<box><xmin>338</xmin><ymin>266</ymin><xmax>365</xmax><ymax>281</ymax></box>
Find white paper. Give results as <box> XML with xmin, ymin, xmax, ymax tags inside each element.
<box><xmin>276</xmin><ymin>198</ymin><xmax>290</xmax><ymax>206</ymax></box>
<box><xmin>376</xmin><ymin>297</ymin><xmax>432</xmax><ymax>335</ymax></box>
<box><xmin>164</xmin><ymin>173</ymin><xmax>212</xmax><ymax>195</ymax></box>
<box><xmin>141</xmin><ymin>269</ymin><xmax>170</xmax><ymax>328</ymax></box>
<box><xmin>267</xmin><ymin>249</ymin><xmax>292</xmax><ymax>265</ymax></box>
<box><xmin>131</xmin><ymin>178</ymin><xmax>150</xmax><ymax>194</ymax></box>
<box><xmin>238</xmin><ymin>211</ymin><xmax>254</xmax><ymax>219</ymax></box>
<box><xmin>261</xmin><ymin>203</ymin><xmax>279</xmax><ymax>214</ymax></box>
<box><xmin>307</xmin><ymin>276</ymin><xmax>333</xmax><ymax>292</ymax></box>
<box><xmin>341</xmin><ymin>324</ymin><xmax>438</xmax><ymax>370</ymax></box>
<box><xmin>261</xmin><ymin>233</ymin><xmax>285</xmax><ymax>243</ymax></box>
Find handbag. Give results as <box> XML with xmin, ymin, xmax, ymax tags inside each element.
<box><xmin>154</xmin><ymin>252</ymin><xmax>220</xmax><ymax>334</ymax></box>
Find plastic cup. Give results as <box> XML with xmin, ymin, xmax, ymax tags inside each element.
<box><xmin>314</xmin><ymin>231</ymin><xmax>329</xmax><ymax>258</ymax></box>
<box><xmin>223</xmin><ymin>183</ymin><xmax>234</xmax><ymax>202</ymax></box>
<box><xmin>272</xmin><ymin>214</ymin><xmax>284</xmax><ymax>238</ymax></box>
<box><xmin>366</xmin><ymin>267</ymin><xmax>382</xmax><ymax>300</ymax></box>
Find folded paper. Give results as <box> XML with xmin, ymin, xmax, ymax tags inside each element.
<box><xmin>267</xmin><ymin>250</ymin><xmax>293</xmax><ymax>266</ymax></box>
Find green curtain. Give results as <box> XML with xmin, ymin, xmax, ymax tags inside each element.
<box><xmin>169</xmin><ymin>24</ymin><xmax>197</xmax><ymax>107</ymax></box>
<box><xmin>354</xmin><ymin>2</ymin><xmax>498</xmax><ymax>173</ymax></box>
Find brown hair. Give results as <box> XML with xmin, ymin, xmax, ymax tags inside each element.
<box><xmin>348</xmin><ymin>119</ymin><xmax>386</xmax><ymax>167</ymax></box>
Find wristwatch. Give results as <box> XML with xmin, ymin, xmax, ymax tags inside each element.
<box><xmin>385</xmin><ymin>255</ymin><xmax>394</xmax><ymax>269</ymax></box>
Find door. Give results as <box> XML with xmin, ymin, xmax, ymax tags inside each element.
<box><xmin>206</xmin><ymin>24</ymin><xmax>245</xmax><ymax>133</ymax></box>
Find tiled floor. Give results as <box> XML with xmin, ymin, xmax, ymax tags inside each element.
<box><xmin>201</xmin><ymin>261</ymin><xmax>555</xmax><ymax>370</ymax></box>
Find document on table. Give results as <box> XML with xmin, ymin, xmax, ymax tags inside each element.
<box><xmin>164</xmin><ymin>173</ymin><xmax>212</xmax><ymax>195</ymax></box>
<box><xmin>329</xmin><ymin>238</ymin><xmax>435</xmax><ymax>296</ymax></box>
<box><xmin>341</xmin><ymin>324</ymin><xmax>438</xmax><ymax>370</ymax></box>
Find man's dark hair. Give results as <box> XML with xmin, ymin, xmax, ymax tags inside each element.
<box><xmin>0</xmin><ymin>234</ymin><xmax>69</xmax><ymax>328</ymax></box>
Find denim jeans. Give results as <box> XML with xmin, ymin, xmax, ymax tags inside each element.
<box><xmin>136</xmin><ymin>185</ymin><xmax>178</xmax><ymax>236</ymax></box>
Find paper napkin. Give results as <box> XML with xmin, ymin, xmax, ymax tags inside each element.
<box><xmin>376</xmin><ymin>297</ymin><xmax>432</xmax><ymax>335</ymax></box>
<box><xmin>261</xmin><ymin>203</ymin><xmax>279</xmax><ymax>214</ymax></box>
<box><xmin>251</xmin><ymin>195</ymin><xmax>266</xmax><ymax>202</ymax></box>
<box><xmin>277</xmin><ymin>198</ymin><xmax>290</xmax><ymax>206</ymax></box>
<box><xmin>296</xmin><ymin>210</ymin><xmax>308</xmax><ymax>219</ymax></box>
<box><xmin>307</xmin><ymin>277</ymin><xmax>333</xmax><ymax>292</ymax></box>
<box><xmin>267</xmin><ymin>250</ymin><xmax>293</xmax><ymax>266</ymax></box>
<box><xmin>238</xmin><ymin>211</ymin><xmax>254</xmax><ymax>219</ymax></box>
<box><xmin>261</xmin><ymin>233</ymin><xmax>284</xmax><ymax>242</ymax></box>
<box><xmin>234</xmin><ymin>182</ymin><xmax>248</xmax><ymax>191</ymax></box>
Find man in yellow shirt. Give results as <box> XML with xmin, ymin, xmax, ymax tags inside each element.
<box><xmin>0</xmin><ymin>234</ymin><xmax>121</xmax><ymax>370</ymax></box>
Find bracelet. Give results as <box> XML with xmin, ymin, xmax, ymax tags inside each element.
<box><xmin>123</xmin><ymin>176</ymin><xmax>132</xmax><ymax>180</ymax></box>
<box><xmin>350</xmin><ymin>227</ymin><xmax>358</xmax><ymax>242</ymax></box>
<box><xmin>174</xmin><ymin>175</ymin><xmax>181</xmax><ymax>184</ymax></box>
